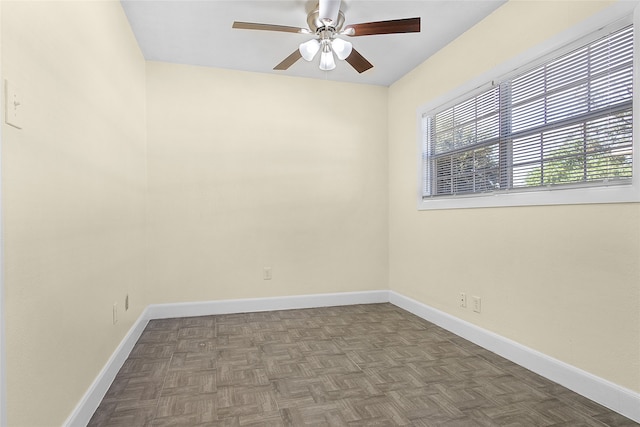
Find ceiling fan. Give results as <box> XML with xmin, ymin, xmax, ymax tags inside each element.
<box><xmin>232</xmin><ymin>0</ymin><xmax>420</xmax><ymax>73</ymax></box>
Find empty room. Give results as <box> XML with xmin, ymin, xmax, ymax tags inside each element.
<box><xmin>1</xmin><ymin>0</ymin><xmax>639</xmax><ymax>425</ymax></box>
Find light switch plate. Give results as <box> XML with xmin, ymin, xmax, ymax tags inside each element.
<box><xmin>5</xmin><ymin>79</ymin><xmax>23</xmax><ymax>129</ymax></box>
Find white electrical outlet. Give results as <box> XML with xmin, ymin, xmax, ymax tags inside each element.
<box><xmin>472</xmin><ymin>296</ymin><xmax>481</xmax><ymax>313</ymax></box>
<box><xmin>113</xmin><ymin>303</ymin><xmax>118</xmax><ymax>324</ymax></box>
<box><xmin>5</xmin><ymin>80</ymin><xmax>23</xmax><ymax>129</ymax></box>
<box><xmin>459</xmin><ymin>292</ymin><xmax>467</xmax><ymax>308</ymax></box>
<box><xmin>263</xmin><ymin>267</ymin><xmax>272</xmax><ymax>280</ymax></box>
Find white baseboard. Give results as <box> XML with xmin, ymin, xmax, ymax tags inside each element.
<box><xmin>388</xmin><ymin>291</ymin><xmax>640</xmax><ymax>423</ymax></box>
<box><xmin>145</xmin><ymin>290</ymin><xmax>390</xmax><ymax>320</ymax></box>
<box><xmin>63</xmin><ymin>290</ymin><xmax>388</xmax><ymax>426</ymax></box>
<box><xmin>64</xmin><ymin>290</ymin><xmax>640</xmax><ymax>425</ymax></box>
<box><xmin>63</xmin><ymin>310</ymin><xmax>151</xmax><ymax>427</ymax></box>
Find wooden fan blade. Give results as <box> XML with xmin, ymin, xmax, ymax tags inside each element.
<box><xmin>345</xmin><ymin>48</ymin><xmax>373</xmax><ymax>73</ymax></box>
<box><xmin>232</xmin><ymin>21</ymin><xmax>310</xmax><ymax>34</ymax></box>
<box><xmin>343</xmin><ymin>17</ymin><xmax>420</xmax><ymax>37</ymax></box>
<box><xmin>274</xmin><ymin>50</ymin><xmax>303</xmax><ymax>70</ymax></box>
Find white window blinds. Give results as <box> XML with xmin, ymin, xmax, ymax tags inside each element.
<box><xmin>423</xmin><ymin>25</ymin><xmax>634</xmax><ymax>198</ymax></box>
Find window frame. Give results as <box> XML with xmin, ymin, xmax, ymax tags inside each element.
<box><xmin>417</xmin><ymin>3</ymin><xmax>639</xmax><ymax>210</ymax></box>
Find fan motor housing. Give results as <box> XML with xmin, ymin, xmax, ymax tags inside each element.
<box><xmin>307</xmin><ymin>8</ymin><xmax>345</xmax><ymax>34</ymax></box>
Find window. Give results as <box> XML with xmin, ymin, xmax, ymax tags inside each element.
<box><xmin>419</xmin><ymin>18</ymin><xmax>636</xmax><ymax>210</ymax></box>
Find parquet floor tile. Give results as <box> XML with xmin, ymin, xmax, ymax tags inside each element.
<box><xmin>88</xmin><ymin>304</ymin><xmax>639</xmax><ymax>426</ymax></box>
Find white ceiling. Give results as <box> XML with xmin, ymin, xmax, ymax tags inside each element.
<box><xmin>120</xmin><ymin>0</ymin><xmax>506</xmax><ymax>87</ymax></box>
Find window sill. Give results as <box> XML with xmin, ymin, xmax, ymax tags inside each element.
<box><xmin>417</xmin><ymin>183</ymin><xmax>640</xmax><ymax>210</ymax></box>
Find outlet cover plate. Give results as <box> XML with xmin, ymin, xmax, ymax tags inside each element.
<box><xmin>472</xmin><ymin>296</ymin><xmax>481</xmax><ymax>313</ymax></box>
<box><xmin>5</xmin><ymin>80</ymin><xmax>23</xmax><ymax>129</ymax></box>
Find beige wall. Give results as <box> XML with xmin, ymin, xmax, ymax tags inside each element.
<box><xmin>1</xmin><ymin>1</ymin><xmax>147</xmax><ymax>425</ymax></box>
<box><xmin>145</xmin><ymin>62</ymin><xmax>389</xmax><ymax>303</ymax></box>
<box><xmin>388</xmin><ymin>0</ymin><xmax>640</xmax><ymax>393</ymax></box>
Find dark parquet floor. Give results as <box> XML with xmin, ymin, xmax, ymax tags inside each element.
<box><xmin>88</xmin><ymin>303</ymin><xmax>639</xmax><ymax>426</ymax></box>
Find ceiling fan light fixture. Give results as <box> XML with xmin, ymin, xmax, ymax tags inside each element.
<box><xmin>299</xmin><ymin>39</ymin><xmax>321</xmax><ymax>61</ymax></box>
<box><xmin>319</xmin><ymin>49</ymin><xmax>336</xmax><ymax>71</ymax></box>
<box><xmin>232</xmin><ymin>0</ymin><xmax>421</xmax><ymax>74</ymax></box>
<box><xmin>331</xmin><ymin>38</ymin><xmax>352</xmax><ymax>60</ymax></box>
